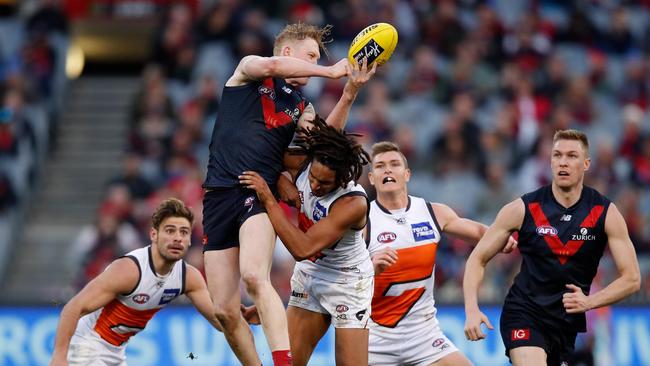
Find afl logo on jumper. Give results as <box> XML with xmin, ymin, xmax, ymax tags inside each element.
<box><xmin>258</xmin><ymin>85</ymin><xmax>275</xmax><ymax>100</ymax></box>
<box><xmin>377</xmin><ymin>232</ymin><xmax>397</xmax><ymax>244</ymax></box>
<box><xmin>132</xmin><ymin>294</ymin><xmax>150</xmax><ymax>304</ymax></box>
<box><xmin>536</xmin><ymin>225</ymin><xmax>558</xmax><ymax>237</ymax></box>
<box><xmin>335</xmin><ymin>305</ymin><xmax>349</xmax><ymax>313</ymax></box>
<box><xmin>411</xmin><ymin>222</ymin><xmax>437</xmax><ymax>242</ymax></box>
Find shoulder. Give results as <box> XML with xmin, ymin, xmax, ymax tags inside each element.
<box><xmin>87</xmin><ymin>257</ymin><xmax>141</xmax><ymax>294</ymax></box>
<box><xmin>331</xmin><ymin>193</ymin><xmax>368</xmax><ymax>218</ymax></box>
<box><xmin>183</xmin><ymin>264</ymin><xmax>206</xmax><ymax>290</ymax></box>
<box><xmin>522</xmin><ymin>185</ymin><xmax>549</xmax><ymax>203</ymax></box>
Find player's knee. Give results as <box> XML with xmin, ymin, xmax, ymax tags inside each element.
<box><xmin>213</xmin><ymin>303</ymin><xmax>240</xmax><ymax>327</ymax></box>
<box><xmin>240</xmin><ymin>270</ymin><xmax>269</xmax><ymax>295</ymax></box>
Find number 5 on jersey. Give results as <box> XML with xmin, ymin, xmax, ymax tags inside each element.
<box><xmin>371</xmin><ymin>243</ymin><xmax>437</xmax><ymax>327</ymax></box>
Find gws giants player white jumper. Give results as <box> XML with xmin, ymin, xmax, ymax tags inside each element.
<box><xmin>290</xmin><ymin>163</ymin><xmax>374</xmax><ymax>328</ymax></box>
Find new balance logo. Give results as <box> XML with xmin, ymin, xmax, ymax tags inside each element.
<box><xmin>561</xmin><ymin>214</ymin><xmax>572</xmax><ymax>221</ymax></box>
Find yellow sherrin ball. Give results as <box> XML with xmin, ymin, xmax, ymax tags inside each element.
<box><xmin>348</xmin><ymin>23</ymin><xmax>398</xmax><ymax>66</ymax></box>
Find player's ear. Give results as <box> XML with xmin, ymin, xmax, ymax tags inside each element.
<box><xmin>150</xmin><ymin>228</ymin><xmax>157</xmax><ymax>243</ymax></box>
<box><xmin>584</xmin><ymin>157</ymin><xmax>591</xmax><ymax>171</ymax></box>
<box><xmin>404</xmin><ymin>168</ymin><xmax>411</xmax><ymax>182</ymax></box>
<box><xmin>282</xmin><ymin>44</ymin><xmax>292</xmax><ymax>57</ymax></box>
<box><xmin>368</xmin><ymin>170</ymin><xmax>376</xmax><ymax>186</ymax></box>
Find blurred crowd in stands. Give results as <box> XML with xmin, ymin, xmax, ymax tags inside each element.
<box><xmin>3</xmin><ymin>0</ymin><xmax>650</xmax><ymax>310</ymax></box>
<box><xmin>0</xmin><ymin>0</ymin><xmax>68</xmax><ymax>276</ymax></box>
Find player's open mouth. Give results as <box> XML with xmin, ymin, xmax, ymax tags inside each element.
<box><xmin>382</xmin><ymin>177</ymin><xmax>396</xmax><ymax>184</ymax></box>
<box><xmin>558</xmin><ymin>171</ymin><xmax>569</xmax><ymax>176</ymax></box>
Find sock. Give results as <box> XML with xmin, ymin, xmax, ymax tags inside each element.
<box><xmin>272</xmin><ymin>350</ymin><xmax>292</xmax><ymax>366</ymax></box>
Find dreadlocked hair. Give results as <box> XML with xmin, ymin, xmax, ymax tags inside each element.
<box><xmin>294</xmin><ymin>116</ymin><xmax>370</xmax><ymax>189</ymax></box>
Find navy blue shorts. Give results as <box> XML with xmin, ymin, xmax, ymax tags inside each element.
<box><xmin>500</xmin><ymin>305</ymin><xmax>577</xmax><ymax>365</ymax></box>
<box><xmin>202</xmin><ymin>186</ymin><xmax>268</xmax><ymax>251</ymax></box>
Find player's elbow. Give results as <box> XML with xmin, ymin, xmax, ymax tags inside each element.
<box><xmin>254</xmin><ymin>57</ymin><xmax>280</xmax><ymax>78</ymax></box>
<box><xmin>628</xmin><ymin>273</ymin><xmax>641</xmax><ymax>293</ymax></box>
<box><xmin>291</xmin><ymin>249</ymin><xmax>312</xmax><ymax>262</ymax></box>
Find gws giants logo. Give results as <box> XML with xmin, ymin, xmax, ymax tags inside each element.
<box><xmin>313</xmin><ymin>201</ymin><xmax>327</xmax><ymax>221</ymax></box>
<box><xmin>572</xmin><ymin>227</ymin><xmax>596</xmax><ymax>241</ymax></box>
<box><xmin>258</xmin><ymin>85</ymin><xmax>275</xmax><ymax>100</ymax></box>
<box><xmin>132</xmin><ymin>293</ymin><xmax>150</xmax><ymax>304</ymax></box>
<box><xmin>536</xmin><ymin>225</ymin><xmax>558</xmax><ymax>237</ymax></box>
<box><xmin>377</xmin><ymin>232</ymin><xmax>397</xmax><ymax>244</ymax></box>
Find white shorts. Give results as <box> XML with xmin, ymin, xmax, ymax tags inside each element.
<box><xmin>68</xmin><ymin>335</ymin><xmax>127</xmax><ymax>366</ymax></box>
<box><xmin>288</xmin><ymin>268</ymin><xmax>373</xmax><ymax>328</ymax></box>
<box><xmin>368</xmin><ymin>320</ymin><xmax>458</xmax><ymax>366</ymax></box>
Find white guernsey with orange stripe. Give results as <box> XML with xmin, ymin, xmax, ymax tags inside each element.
<box><xmin>69</xmin><ymin>246</ymin><xmax>185</xmax><ymax>364</ymax></box>
<box><xmin>367</xmin><ymin>196</ymin><xmax>458</xmax><ymax>366</ymax></box>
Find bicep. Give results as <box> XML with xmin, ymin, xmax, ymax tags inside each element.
<box><xmin>305</xmin><ymin>197</ymin><xmax>366</xmax><ymax>251</ymax></box>
<box><xmin>432</xmin><ymin>203</ymin><xmax>486</xmax><ymax>242</ymax></box>
<box><xmin>605</xmin><ymin>204</ymin><xmax>640</xmax><ymax>276</ymax></box>
<box><xmin>73</xmin><ymin>259</ymin><xmax>138</xmax><ymax>314</ymax></box>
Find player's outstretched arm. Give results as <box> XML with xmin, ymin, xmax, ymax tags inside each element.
<box><xmin>463</xmin><ymin>199</ymin><xmax>524</xmax><ymax>341</ymax></box>
<box><xmin>228</xmin><ymin>56</ymin><xmax>348</xmax><ymax>86</ymax></box>
<box><xmin>50</xmin><ymin>258</ymin><xmax>139</xmax><ymax>366</ymax></box>
<box><xmin>433</xmin><ymin>202</ymin><xmax>518</xmax><ymax>252</ymax></box>
<box><xmin>321</xmin><ymin>58</ymin><xmax>377</xmax><ymax>130</ymax></box>
<box><xmin>183</xmin><ymin>265</ymin><xmax>224</xmax><ymax>332</ymax></box>
<box><xmin>432</xmin><ymin>202</ymin><xmax>487</xmax><ymax>243</ymax></box>
<box><xmin>563</xmin><ymin>203</ymin><xmax>640</xmax><ymax>314</ymax></box>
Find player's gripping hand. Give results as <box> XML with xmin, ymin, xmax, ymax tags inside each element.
<box><xmin>464</xmin><ymin>309</ymin><xmax>494</xmax><ymax>341</ymax></box>
<box><xmin>501</xmin><ymin>234</ymin><xmax>518</xmax><ymax>254</ymax></box>
<box><xmin>371</xmin><ymin>247</ymin><xmax>398</xmax><ymax>275</ymax></box>
<box><xmin>345</xmin><ymin>57</ymin><xmax>377</xmax><ymax>92</ymax></box>
<box><xmin>241</xmin><ymin>304</ymin><xmax>260</xmax><ymax>325</ymax></box>
<box><xmin>563</xmin><ymin>284</ymin><xmax>592</xmax><ymax>314</ymax></box>
<box><xmin>239</xmin><ymin>171</ymin><xmax>275</xmax><ymax>207</ymax></box>
<box><xmin>329</xmin><ymin>58</ymin><xmax>349</xmax><ymax>79</ymax></box>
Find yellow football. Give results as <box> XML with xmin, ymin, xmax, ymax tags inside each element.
<box><xmin>348</xmin><ymin>23</ymin><xmax>398</xmax><ymax>67</ymax></box>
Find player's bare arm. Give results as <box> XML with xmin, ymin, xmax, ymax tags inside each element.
<box><xmin>183</xmin><ymin>264</ymin><xmax>226</xmax><ymax>332</ymax></box>
<box><xmin>463</xmin><ymin>198</ymin><xmax>524</xmax><ymax>341</ymax></box>
<box><xmin>227</xmin><ymin>56</ymin><xmax>348</xmax><ymax>87</ymax></box>
<box><xmin>317</xmin><ymin>57</ymin><xmax>377</xmax><ymax>130</ymax></box>
<box><xmin>563</xmin><ymin>203</ymin><xmax>641</xmax><ymax>314</ymax></box>
<box><xmin>50</xmin><ymin>258</ymin><xmax>139</xmax><ymax>366</ymax></box>
<box><xmin>433</xmin><ymin>202</ymin><xmax>518</xmax><ymax>253</ymax></box>
<box><xmin>240</xmin><ymin>170</ymin><xmax>367</xmax><ymax>260</ymax></box>
<box><xmin>433</xmin><ymin>202</ymin><xmax>487</xmax><ymax>242</ymax></box>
